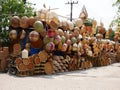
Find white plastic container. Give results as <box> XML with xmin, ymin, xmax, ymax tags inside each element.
<box><xmin>22</xmin><ymin>49</ymin><xmax>28</xmax><ymax>58</ymax></box>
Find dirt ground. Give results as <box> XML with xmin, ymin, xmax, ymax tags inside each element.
<box><xmin>0</xmin><ymin>63</ymin><xmax>120</xmax><ymax>90</ymax></box>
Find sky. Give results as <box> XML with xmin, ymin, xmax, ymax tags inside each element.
<box><xmin>28</xmin><ymin>0</ymin><xmax>117</xmax><ymax>29</ymax></box>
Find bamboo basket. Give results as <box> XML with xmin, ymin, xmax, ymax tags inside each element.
<box><xmin>3</xmin><ymin>47</ymin><xmax>9</xmax><ymax>57</ymax></box>
<box><xmin>27</xmin><ymin>63</ymin><xmax>34</xmax><ymax>70</ymax></box>
<box><xmin>44</xmin><ymin>62</ymin><xmax>53</xmax><ymax>75</ymax></box>
<box><xmin>116</xmin><ymin>52</ymin><xmax>120</xmax><ymax>62</ymax></box>
<box><xmin>18</xmin><ymin>63</ymin><xmax>27</xmax><ymax>71</ymax></box>
<box><xmin>34</xmin><ymin>61</ymin><xmax>46</xmax><ymax>75</ymax></box>
<box><xmin>23</xmin><ymin>58</ymin><xmax>29</xmax><ymax>65</ymax></box>
<box><xmin>13</xmin><ymin>44</ymin><xmax>21</xmax><ymax>55</ymax></box>
<box><xmin>52</xmin><ymin>55</ymin><xmax>69</xmax><ymax>73</ymax></box>
<box><xmin>38</xmin><ymin>50</ymin><xmax>48</xmax><ymax>62</ymax></box>
<box><xmin>28</xmin><ymin>56</ymin><xmax>34</xmax><ymax>63</ymax></box>
<box><xmin>18</xmin><ymin>70</ymin><xmax>34</xmax><ymax>76</ymax></box>
<box><xmin>0</xmin><ymin>59</ymin><xmax>8</xmax><ymax>71</ymax></box>
<box><xmin>15</xmin><ymin>58</ymin><xmax>23</xmax><ymax>65</ymax></box>
<box><xmin>34</xmin><ymin>56</ymin><xmax>41</xmax><ymax>65</ymax></box>
<box><xmin>81</xmin><ymin>61</ymin><xmax>87</xmax><ymax>69</ymax></box>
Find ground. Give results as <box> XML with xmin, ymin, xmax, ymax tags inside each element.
<box><xmin>0</xmin><ymin>63</ymin><xmax>120</xmax><ymax>90</ymax></box>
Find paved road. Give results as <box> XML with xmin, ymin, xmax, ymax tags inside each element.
<box><xmin>0</xmin><ymin>63</ymin><xmax>120</xmax><ymax>90</ymax></box>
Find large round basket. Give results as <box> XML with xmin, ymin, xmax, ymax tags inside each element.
<box><xmin>38</xmin><ymin>50</ymin><xmax>48</xmax><ymax>62</ymax></box>
<box><xmin>18</xmin><ymin>63</ymin><xmax>27</xmax><ymax>71</ymax></box>
<box><xmin>44</xmin><ymin>62</ymin><xmax>53</xmax><ymax>75</ymax></box>
<box><xmin>28</xmin><ymin>56</ymin><xmax>34</xmax><ymax>63</ymax></box>
<box><xmin>27</xmin><ymin>63</ymin><xmax>34</xmax><ymax>70</ymax></box>
<box><xmin>34</xmin><ymin>56</ymin><xmax>41</xmax><ymax>65</ymax></box>
<box><xmin>20</xmin><ymin>16</ymin><xmax>29</xmax><ymax>29</ymax></box>
<box><xmin>23</xmin><ymin>58</ymin><xmax>29</xmax><ymax>65</ymax></box>
<box><xmin>15</xmin><ymin>58</ymin><xmax>23</xmax><ymax>65</ymax></box>
<box><xmin>10</xmin><ymin>16</ymin><xmax>20</xmax><ymax>28</ymax></box>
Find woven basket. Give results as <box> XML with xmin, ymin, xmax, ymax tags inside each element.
<box><xmin>28</xmin><ymin>56</ymin><xmax>34</xmax><ymax>63</ymax></box>
<box><xmin>27</xmin><ymin>63</ymin><xmax>34</xmax><ymax>70</ymax></box>
<box><xmin>34</xmin><ymin>56</ymin><xmax>41</xmax><ymax>65</ymax></box>
<box><xmin>23</xmin><ymin>58</ymin><xmax>29</xmax><ymax>65</ymax></box>
<box><xmin>18</xmin><ymin>63</ymin><xmax>27</xmax><ymax>71</ymax></box>
<box><xmin>15</xmin><ymin>58</ymin><xmax>23</xmax><ymax>65</ymax></box>
<box><xmin>28</xmin><ymin>17</ymin><xmax>37</xmax><ymax>27</ymax></box>
<box><xmin>10</xmin><ymin>16</ymin><xmax>20</xmax><ymax>28</ymax></box>
<box><xmin>20</xmin><ymin>16</ymin><xmax>29</xmax><ymax>29</ymax></box>
<box><xmin>13</xmin><ymin>44</ymin><xmax>21</xmax><ymax>55</ymax></box>
<box><xmin>38</xmin><ymin>50</ymin><xmax>48</xmax><ymax>61</ymax></box>
<box><xmin>44</xmin><ymin>62</ymin><xmax>53</xmax><ymax>75</ymax></box>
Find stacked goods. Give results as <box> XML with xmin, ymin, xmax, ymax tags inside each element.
<box><xmin>91</xmin><ymin>56</ymin><xmax>101</xmax><ymax>67</ymax></box>
<box><xmin>85</xmin><ymin>60</ymin><xmax>93</xmax><ymax>68</ymax></box>
<box><xmin>116</xmin><ymin>51</ymin><xmax>120</xmax><ymax>62</ymax></box>
<box><xmin>10</xmin><ymin>16</ymin><xmax>20</xmax><ymax>28</ymax></box>
<box><xmin>28</xmin><ymin>17</ymin><xmax>37</xmax><ymax>27</ymax></box>
<box><xmin>44</xmin><ymin>61</ymin><xmax>53</xmax><ymax>75</ymax></box>
<box><xmin>0</xmin><ymin>47</ymin><xmax>9</xmax><ymax>72</ymax></box>
<box><xmin>116</xmin><ymin>52</ymin><xmax>120</xmax><ymax>62</ymax></box>
<box><xmin>68</xmin><ymin>55</ymin><xmax>78</xmax><ymax>71</ymax></box>
<box><xmin>34</xmin><ymin>60</ymin><xmax>46</xmax><ymax>75</ymax></box>
<box><xmin>71</xmin><ymin>56</ymin><xmax>93</xmax><ymax>70</ymax></box>
<box><xmin>7</xmin><ymin>7</ymin><xmax>120</xmax><ymax>76</ymax></box>
<box><xmin>14</xmin><ymin>50</ymin><xmax>52</xmax><ymax>76</ymax></box>
<box><xmin>20</xmin><ymin>16</ymin><xmax>29</xmax><ymax>29</ymax></box>
<box><xmin>34</xmin><ymin>51</ymin><xmax>53</xmax><ymax>75</ymax></box>
<box><xmin>10</xmin><ymin>16</ymin><xmax>37</xmax><ymax>29</ymax></box>
<box><xmin>106</xmin><ymin>52</ymin><xmax>117</xmax><ymax>64</ymax></box>
<box><xmin>15</xmin><ymin>57</ymin><xmax>34</xmax><ymax>76</ymax></box>
<box><xmin>116</xmin><ymin>46</ymin><xmax>120</xmax><ymax>62</ymax></box>
<box><xmin>100</xmin><ymin>53</ymin><xmax>111</xmax><ymax>66</ymax></box>
<box><xmin>52</xmin><ymin>55</ymin><xmax>69</xmax><ymax>73</ymax></box>
<box><xmin>81</xmin><ymin>57</ymin><xmax>93</xmax><ymax>69</ymax></box>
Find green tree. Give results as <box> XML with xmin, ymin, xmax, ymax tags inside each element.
<box><xmin>0</xmin><ymin>0</ymin><xmax>35</xmax><ymax>46</ymax></box>
<box><xmin>110</xmin><ymin>0</ymin><xmax>120</xmax><ymax>29</ymax></box>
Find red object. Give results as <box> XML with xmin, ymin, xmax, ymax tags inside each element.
<box><xmin>48</xmin><ymin>29</ymin><xmax>55</xmax><ymax>38</ymax></box>
<box><xmin>30</xmin><ymin>39</ymin><xmax>43</xmax><ymax>48</ymax></box>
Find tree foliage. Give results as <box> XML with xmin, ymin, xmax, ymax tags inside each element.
<box><xmin>110</xmin><ymin>0</ymin><xmax>120</xmax><ymax>28</ymax></box>
<box><xmin>0</xmin><ymin>0</ymin><xmax>35</xmax><ymax>46</ymax></box>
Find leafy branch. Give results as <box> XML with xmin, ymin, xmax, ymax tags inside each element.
<box><xmin>0</xmin><ymin>0</ymin><xmax>35</xmax><ymax>46</ymax></box>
